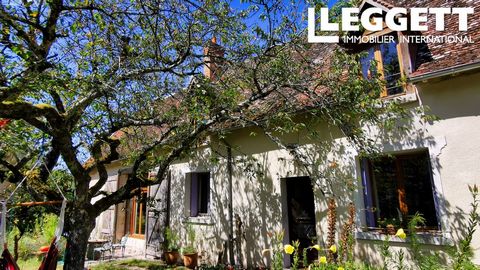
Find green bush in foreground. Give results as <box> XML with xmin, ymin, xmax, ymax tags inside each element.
<box><xmin>276</xmin><ymin>185</ymin><xmax>480</xmax><ymax>270</ymax></box>
<box><xmin>8</xmin><ymin>213</ymin><xmax>63</xmax><ymax>261</ymax></box>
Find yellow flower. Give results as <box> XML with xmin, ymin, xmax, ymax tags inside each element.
<box><xmin>319</xmin><ymin>256</ymin><xmax>327</xmax><ymax>264</ymax></box>
<box><xmin>329</xmin><ymin>244</ymin><xmax>337</xmax><ymax>253</ymax></box>
<box><xmin>395</xmin><ymin>228</ymin><xmax>407</xmax><ymax>239</ymax></box>
<box><xmin>311</xmin><ymin>244</ymin><xmax>320</xmax><ymax>251</ymax></box>
<box><xmin>284</xmin><ymin>244</ymin><xmax>295</xmax><ymax>254</ymax></box>
<box><xmin>338</xmin><ymin>267</ymin><xmax>345</xmax><ymax>270</ymax></box>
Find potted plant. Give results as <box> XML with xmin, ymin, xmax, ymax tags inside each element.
<box><xmin>182</xmin><ymin>224</ymin><xmax>198</xmax><ymax>269</ymax></box>
<box><xmin>378</xmin><ymin>218</ymin><xmax>401</xmax><ymax>235</ymax></box>
<box><xmin>164</xmin><ymin>227</ymin><xmax>180</xmax><ymax>265</ymax></box>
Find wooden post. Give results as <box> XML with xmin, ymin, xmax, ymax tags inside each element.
<box><xmin>12</xmin><ymin>200</ymin><xmax>63</xmax><ymax>207</ymax></box>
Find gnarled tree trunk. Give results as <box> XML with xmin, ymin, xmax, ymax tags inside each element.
<box><xmin>63</xmin><ymin>206</ymin><xmax>96</xmax><ymax>270</ymax></box>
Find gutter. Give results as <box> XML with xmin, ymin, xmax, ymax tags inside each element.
<box><xmin>410</xmin><ymin>61</ymin><xmax>480</xmax><ymax>83</ymax></box>
<box><xmin>227</xmin><ymin>145</ymin><xmax>235</xmax><ymax>266</ymax></box>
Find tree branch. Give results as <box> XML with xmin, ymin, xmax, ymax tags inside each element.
<box><xmin>88</xmin><ymin>137</ymin><xmax>121</xmax><ymax>197</ymax></box>
<box><xmin>0</xmin><ymin>159</ymin><xmax>24</xmax><ymax>183</ymax></box>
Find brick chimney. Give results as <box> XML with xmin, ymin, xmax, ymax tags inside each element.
<box><xmin>203</xmin><ymin>37</ymin><xmax>224</xmax><ymax>81</ymax></box>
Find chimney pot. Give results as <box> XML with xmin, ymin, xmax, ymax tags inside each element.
<box><xmin>204</xmin><ymin>37</ymin><xmax>224</xmax><ymax>81</ymax></box>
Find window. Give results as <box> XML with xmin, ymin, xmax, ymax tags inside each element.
<box><xmin>361</xmin><ymin>150</ymin><xmax>439</xmax><ymax>230</ymax></box>
<box><xmin>186</xmin><ymin>172</ymin><xmax>210</xmax><ymax>217</ymax></box>
<box><xmin>361</xmin><ymin>35</ymin><xmax>404</xmax><ymax>97</ymax></box>
<box><xmin>130</xmin><ymin>187</ymin><xmax>147</xmax><ymax>236</ymax></box>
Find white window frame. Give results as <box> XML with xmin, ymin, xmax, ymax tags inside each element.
<box><xmin>183</xmin><ymin>170</ymin><xmax>214</xmax><ymax>225</ymax></box>
<box><xmin>354</xmin><ymin>136</ymin><xmax>452</xmax><ymax>245</ymax></box>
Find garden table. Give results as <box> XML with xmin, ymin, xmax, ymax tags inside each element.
<box><xmin>86</xmin><ymin>239</ymin><xmax>108</xmax><ymax>260</ymax></box>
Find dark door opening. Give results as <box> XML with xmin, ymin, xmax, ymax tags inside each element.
<box><xmin>285</xmin><ymin>177</ymin><xmax>317</xmax><ymax>265</ymax></box>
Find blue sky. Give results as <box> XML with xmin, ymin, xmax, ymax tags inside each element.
<box><xmin>228</xmin><ymin>0</ymin><xmax>339</xmax><ymax>33</ymax></box>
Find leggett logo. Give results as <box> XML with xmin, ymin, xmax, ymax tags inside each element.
<box><xmin>308</xmin><ymin>7</ymin><xmax>475</xmax><ymax>44</ymax></box>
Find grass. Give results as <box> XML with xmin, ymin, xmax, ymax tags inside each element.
<box><xmin>90</xmin><ymin>259</ymin><xmax>180</xmax><ymax>270</ymax></box>
<box><xmin>17</xmin><ymin>257</ymin><xmax>172</xmax><ymax>270</ymax></box>
<box><xmin>16</xmin><ymin>257</ymin><xmax>63</xmax><ymax>270</ymax></box>
<box><xmin>16</xmin><ymin>258</ymin><xmax>42</xmax><ymax>270</ymax></box>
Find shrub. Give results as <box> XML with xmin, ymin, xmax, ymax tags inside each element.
<box><xmin>7</xmin><ymin>213</ymin><xmax>64</xmax><ymax>261</ymax></box>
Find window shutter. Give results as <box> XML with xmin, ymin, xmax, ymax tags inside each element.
<box><xmin>190</xmin><ymin>173</ymin><xmax>199</xmax><ymax>217</ymax></box>
<box><xmin>184</xmin><ymin>173</ymin><xmax>191</xmax><ymax>217</ymax></box>
<box><xmin>205</xmin><ymin>175</ymin><xmax>210</xmax><ymax>212</ymax></box>
<box><xmin>198</xmin><ymin>173</ymin><xmax>210</xmax><ymax>214</ymax></box>
<box><xmin>361</xmin><ymin>159</ymin><xmax>375</xmax><ymax>227</ymax></box>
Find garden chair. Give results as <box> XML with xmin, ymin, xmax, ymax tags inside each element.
<box><xmin>112</xmin><ymin>234</ymin><xmax>128</xmax><ymax>257</ymax></box>
<box><xmin>93</xmin><ymin>241</ymin><xmax>113</xmax><ymax>261</ymax></box>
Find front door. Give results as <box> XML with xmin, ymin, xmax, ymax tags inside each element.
<box><xmin>286</xmin><ymin>177</ymin><xmax>317</xmax><ymax>264</ymax></box>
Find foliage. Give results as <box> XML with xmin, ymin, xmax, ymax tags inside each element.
<box><xmin>14</xmin><ymin>257</ymin><xmax>58</xmax><ymax>270</ymax></box>
<box><xmin>198</xmin><ymin>264</ymin><xmax>226</xmax><ymax>270</ymax></box>
<box><xmin>183</xmin><ymin>224</ymin><xmax>197</xmax><ymax>254</ymax></box>
<box><xmin>2</xmin><ymin>168</ymin><xmax>71</xmax><ymax>259</ymax></box>
<box><xmin>91</xmin><ymin>259</ymin><xmax>166</xmax><ymax>270</ymax></box>
<box><xmin>290</xmin><ymin>240</ymin><xmax>300</xmax><ymax>270</ymax></box>
<box><xmin>93</xmin><ymin>183</ymin><xmax>480</xmax><ymax>270</ymax></box>
<box><xmin>339</xmin><ymin>203</ymin><xmax>355</xmax><ymax>263</ymax></box>
<box><xmin>326</xmin><ymin>198</ymin><xmax>337</xmax><ymax>263</ymax></box>
<box><xmin>5</xmin><ymin>191</ymin><xmax>45</xmax><ymax>256</ymax></box>
<box><xmin>377</xmin><ymin>185</ymin><xmax>480</xmax><ymax>270</ymax></box>
<box><xmin>451</xmin><ymin>185</ymin><xmax>480</xmax><ymax>270</ymax></box>
<box><xmin>0</xmin><ymin>0</ymin><xmax>305</xmax><ymax>264</ymax></box>
<box><xmin>377</xmin><ymin>217</ymin><xmax>402</xmax><ymax>229</ymax></box>
<box><xmin>165</xmin><ymin>226</ymin><xmax>180</xmax><ymax>252</ymax></box>
<box><xmin>0</xmin><ymin>0</ymin><xmax>411</xmax><ymax>266</ymax></box>
<box><xmin>92</xmin><ymin>260</ymin><xmax>231</xmax><ymax>270</ymax></box>
<box><xmin>302</xmin><ymin>247</ymin><xmax>309</xmax><ymax>269</ymax></box>
<box><xmin>263</xmin><ymin>230</ymin><xmax>284</xmax><ymax>270</ymax></box>
<box><xmin>406</xmin><ymin>213</ymin><xmax>431</xmax><ymax>269</ymax></box>
<box><xmin>276</xmin><ymin>186</ymin><xmax>479</xmax><ymax>270</ymax></box>
<box><xmin>7</xmin><ymin>213</ymin><xmax>64</xmax><ymax>261</ymax></box>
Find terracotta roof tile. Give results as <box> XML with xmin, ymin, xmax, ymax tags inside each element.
<box><xmin>396</xmin><ymin>0</ymin><xmax>480</xmax><ymax>77</ymax></box>
<box><xmin>375</xmin><ymin>0</ymin><xmax>395</xmax><ymax>9</ymax></box>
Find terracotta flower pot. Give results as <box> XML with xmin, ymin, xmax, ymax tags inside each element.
<box><xmin>183</xmin><ymin>252</ymin><xmax>198</xmax><ymax>269</ymax></box>
<box><xmin>164</xmin><ymin>250</ymin><xmax>180</xmax><ymax>265</ymax></box>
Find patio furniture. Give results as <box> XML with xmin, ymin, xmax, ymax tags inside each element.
<box><xmin>93</xmin><ymin>241</ymin><xmax>112</xmax><ymax>261</ymax></box>
<box><xmin>86</xmin><ymin>239</ymin><xmax>108</xmax><ymax>260</ymax></box>
<box><xmin>112</xmin><ymin>234</ymin><xmax>129</xmax><ymax>257</ymax></box>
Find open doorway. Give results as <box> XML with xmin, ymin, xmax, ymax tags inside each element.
<box><xmin>284</xmin><ymin>176</ymin><xmax>317</xmax><ymax>265</ymax></box>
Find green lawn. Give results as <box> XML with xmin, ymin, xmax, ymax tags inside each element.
<box><xmin>16</xmin><ymin>258</ymin><xmax>63</xmax><ymax>270</ymax></box>
<box><xmin>90</xmin><ymin>259</ymin><xmax>180</xmax><ymax>270</ymax></box>
<box><xmin>16</xmin><ymin>258</ymin><xmax>177</xmax><ymax>270</ymax></box>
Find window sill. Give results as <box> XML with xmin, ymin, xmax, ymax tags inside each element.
<box><xmin>129</xmin><ymin>234</ymin><xmax>145</xmax><ymax>240</ymax></box>
<box><xmin>182</xmin><ymin>215</ymin><xmax>214</xmax><ymax>225</ymax></box>
<box><xmin>355</xmin><ymin>230</ymin><xmax>453</xmax><ymax>246</ymax></box>
<box><xmin>381</xmin><ymin>92</ymin><xmax>417</xmax><ymax>104</ymax></box>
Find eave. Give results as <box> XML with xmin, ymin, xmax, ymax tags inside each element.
<box><xmin>410</xmin><ymin>61</ymin><xmax>480</xmax><ymax>83</ymax></box>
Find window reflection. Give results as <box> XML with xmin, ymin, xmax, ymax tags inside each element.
<box><xmin>360</xmin><ymin>47</ymin><xmax>376</xmax><ymax>80</ymax></box>
<box><xmin>360</xmin><ymin>36</ymin><xmax>404</xmax><ymax>97</ymax></box>
<box><xmin>380</xmin><ymin>42</ymin><xmax>402</xmax><ymax>95</ymax></box>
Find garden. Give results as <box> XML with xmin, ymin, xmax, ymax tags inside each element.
<box><xmin>106</xmin><ymin>186</ymin><xmax>478</xmax><ymax>270</ymax></box>
<box><xmin>5</xmin><ymin>213</ymin><xmax>65</xmax><ymax>269</ymax></box>
<box><xmin>90</xmin><ymin>259</ymin><xmax>166</xmax><ymax>270</ymax></box>
<box><xmin>3</xmin><ymin>184</ymin><xmax>478</xmax><ymax>270</ymax></box>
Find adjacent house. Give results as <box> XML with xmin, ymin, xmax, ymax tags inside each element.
<box><xmin>89</xmin><ymin>0</ymin><xmax>480</xmax><ymax>267</ymax></box>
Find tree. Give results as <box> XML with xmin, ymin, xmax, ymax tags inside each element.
<box><xmin>0</xmin><ymin>0</ymin><xmax>403</xmax><ymax>268</ymax></box>
<box><xmin>5</xmin><ymin>169</ymin><xmax>72</xmax><ymax>261</ymax></box>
